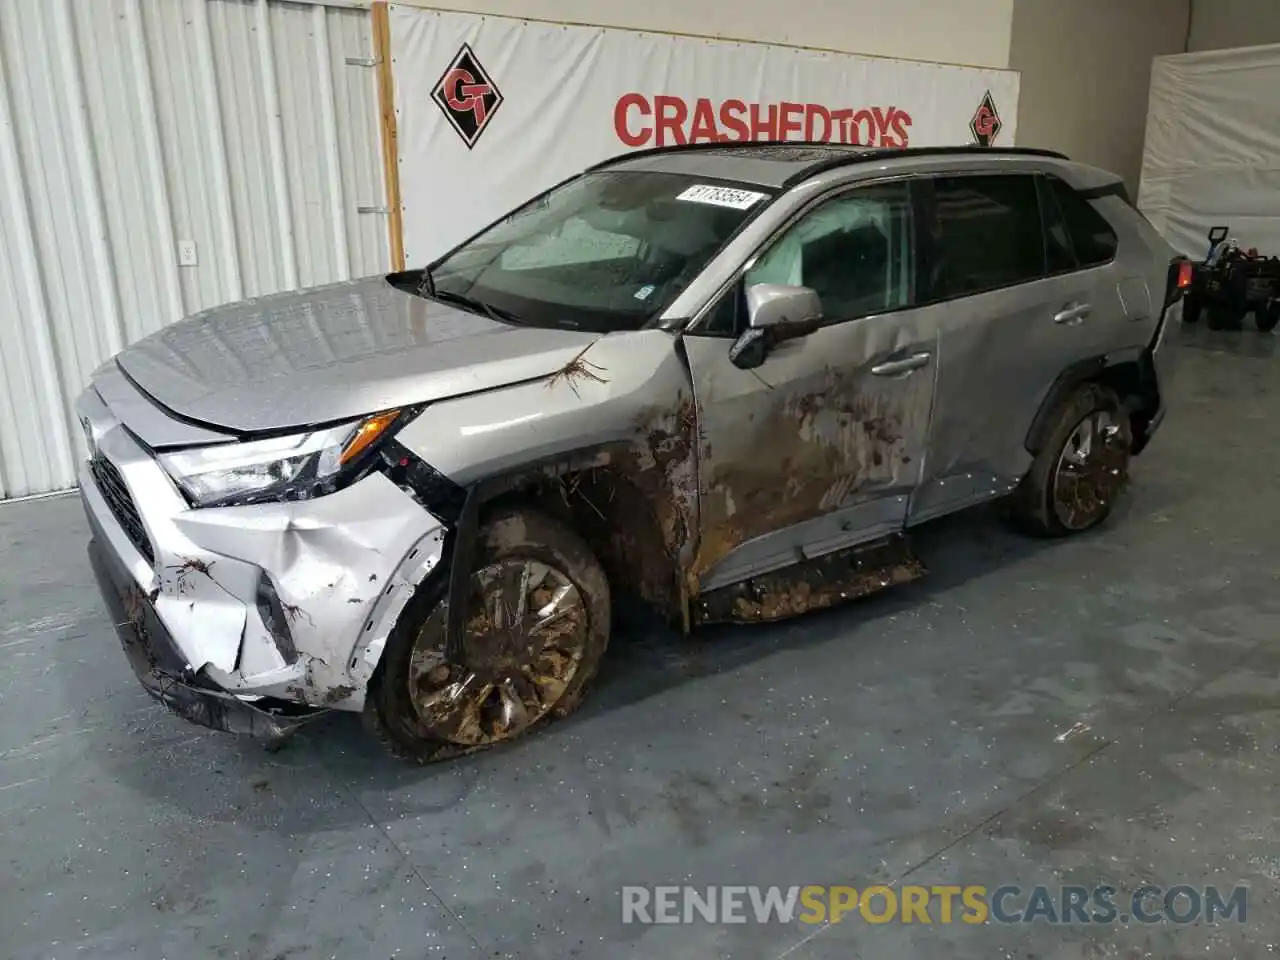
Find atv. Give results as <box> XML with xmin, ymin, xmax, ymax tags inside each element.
<box><xmin>1183</xmin><ymin>225</ymin><xmax>1280</xmax><ymax>331</ymax></box>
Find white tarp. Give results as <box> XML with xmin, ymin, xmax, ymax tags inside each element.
<box><xmin>1139</xmin><ymin>43</ymin><xmax>1280</xmax><ymax>258</ymax></box>
<box><xmin>387</xmin><ymin>5</ymin><xmax>1020</xmax><ymax>265</ymax></box>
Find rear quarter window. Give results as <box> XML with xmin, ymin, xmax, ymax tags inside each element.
<box><xmin>1047</xmin><ymin>176</ymin><xmax>1118</xmax><ymax>266</ymax></box>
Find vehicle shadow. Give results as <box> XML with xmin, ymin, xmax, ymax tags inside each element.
<box><xmin>305</xmin><ymin>497</ymin><xmax>1075</xmax><ymax>778</ymax></box>
<box><xmin>579</xmin><ymin>501</ymin><xmax>1067</xmax><ymax>715</ymax></box>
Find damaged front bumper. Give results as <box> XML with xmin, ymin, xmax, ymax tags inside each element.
<box><xmin>87</xmin><ymin>523</ymin><xmax>324</xmax><ymax>738</ymax></box>
<box><xmin>77</xmin><ymin>374</ymin><xmax>451</xmax><ymax>736</ymax></box>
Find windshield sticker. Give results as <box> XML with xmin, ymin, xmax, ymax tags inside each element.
<box><xmin>676</xmin><ymin>184</ymin><xmax>767</xmax><ymax>210</ymax></box>
<box><xmin>634</xmin><ymin>284</ymin><xmax>655</xmax><ymax>301</ymax></box>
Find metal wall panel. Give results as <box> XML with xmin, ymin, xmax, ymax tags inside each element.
<box><xmin>0</xmin><ymin>0</ymin><xmax>388</xmax><ymax>499</ymax></box>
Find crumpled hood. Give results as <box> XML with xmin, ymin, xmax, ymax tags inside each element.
<box><xmin>111</xmin><ymin>276</ymin><xmax>600</xmax><ymax>433</ymax></box>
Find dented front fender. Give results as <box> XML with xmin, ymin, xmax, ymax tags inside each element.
<box><xmin>171</xmin><ymin>471</ymin><xmax>446</xmax><ymax>709</ymax></box>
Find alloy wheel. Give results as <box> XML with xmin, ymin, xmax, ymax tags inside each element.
<box><xmin>1051</xmin><ymin>410</ymin><xmax>1129</xmax><ymax>531</ymax></box>
<box><xmin>407</xmin><ymin>559</ymin><xmax>588</xmax><ymax>746</ymax></box>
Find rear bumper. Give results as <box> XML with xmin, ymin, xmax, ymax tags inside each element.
<box><xmin>87</xmin><ymin>512</ymin><xmax>325</xmax><ymax>738</ymax></box>
<box><xmin>1141</xmin><ymin>405</ymin><xmax>1167</xmax><ymax>445</ymax></box>
<box><xmin>1132</xmin><ymin>295</ymin><xmax>1180</xmax><ymax>455</ymax></box>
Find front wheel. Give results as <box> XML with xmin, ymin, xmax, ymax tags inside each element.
<box><xmin>367</xmin><ymin>507</ymin><xmax>611</xmax><ymax>762</ymax></box>
<box><xmin>1258</xmin><ymin>300</ymin><xmax>1280</xmax><ymax>333</ymax></box>
<box><xmin>1008</xmin><ymin>383</ymin><xmax>1132</xmax><ymax>538</ymax></box>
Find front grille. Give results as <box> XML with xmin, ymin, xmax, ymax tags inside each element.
<box><xmin>90</xmin><ymin>454</ymin><xmax>155</xmax><ymax>565</ymax></box>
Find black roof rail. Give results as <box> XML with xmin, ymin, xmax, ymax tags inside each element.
<box><xmin>582</xmin><ymin>139</ymin><xmax>868</xmax><ymax>172</ymax></box>
<box><xmin>586</xmin><ymin>140</ymin><xmax>1070</xmax><ymax>185</ymax></box>
<box><xmin>861</xmin><ymin>145</ymin><xmax>1067</xmax><ymax>161</ymax></box>
<box><xmin>780</xmin><ymin>144</ymin><xmax>1071</xmax><ymax>187</ymax></box>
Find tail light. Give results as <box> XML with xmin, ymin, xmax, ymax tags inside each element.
<box><xmin>1177</xmin><ymin>259</ymin><xmax>1193</xmax><ymax>290</ymax></box>
<box><xmin>1165</xmin><ymin>257</ymin><xmax>1193</xmax><ymax>309</ymax></box>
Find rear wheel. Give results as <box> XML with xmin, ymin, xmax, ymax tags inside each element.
<box><xmin>1008</xmin><ymin>383</ymin><xmax>1132</xmax><ymax>538</ymax></box>
<box><xmin>1182</xmin><ymin>295</ymin><xmax>1202</xmax><ymax>324</ymax></box>
<box><xmin>367</xmin><ymin>507</ymin><xmax>611</xmax><ymax>762</ymax></box>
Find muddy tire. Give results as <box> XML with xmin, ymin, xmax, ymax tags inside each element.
<box><xmin>365</xmin><ymin>507</ymin><xmax>611</xmax><ymax>763</ymax></box>
<box><xmin>1008</xmin><ymin>383</ymin><xmax>1132</xmax><ymax>538</ymax></box>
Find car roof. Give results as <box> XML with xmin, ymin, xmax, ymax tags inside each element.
<box><xmin>591</xmin><ymin>141</ymin><xmax>1071</xmax><ymax>190</ymax></box>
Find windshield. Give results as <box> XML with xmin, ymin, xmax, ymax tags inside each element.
<box><xmin>427</xmin><ymin>171</ymin><xmax>775</xmax><ymax>332</ymax></box>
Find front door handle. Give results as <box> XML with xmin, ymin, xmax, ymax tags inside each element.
<box><xmin>1054</xmin><ymin>303</ymin><xmax>1092</xmax><ymax>325</ymax></box>
<box><xmin>871</xmin><ymin>351</ymin><xmax>932</xmax><ymax>376</ymax></box>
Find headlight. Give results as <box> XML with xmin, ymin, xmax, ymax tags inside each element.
<box><xmin>159</xmin><ymin>409</ymin><xmax>403</xmax><ymax>507</ymax></box>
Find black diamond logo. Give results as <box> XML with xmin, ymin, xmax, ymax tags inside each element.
<box><xmin>969</xmin><ymin>91</ymin><xmax>1001</xmax><ymax>148</ymax></box>
<box><xmin>431</xmin><ymin>44</ymin><xmax>503</xmax><ymax>149</ymax></box>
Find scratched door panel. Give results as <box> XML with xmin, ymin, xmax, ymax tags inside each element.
<box><xmin>908</xmin><ymin>172</ymin><xmax>1127</xmax><ymax>524</ymax></box>
<box><xmin>682</xmin><ymin>308</ymin><xmax>938</xmax><ymax>592</ymax></box>
<box><xmin>918</xmin><ymin>270</ymin><xmax>1124</xmax><ymax>509</ymax></box>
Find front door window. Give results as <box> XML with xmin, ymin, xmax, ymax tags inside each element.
<box><xmin>745</xmin><ymin>182</ymin><xmax>915</xmax><ymax>323</ymax></box>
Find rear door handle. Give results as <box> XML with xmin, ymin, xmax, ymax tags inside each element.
<box><xmin>1054</xmin><ymin>303</ymin><xmax>1092</xmax><ymax>325</ymax></box>
<box><xmin>871</xmin><ymin>351</ymin><xmax>932</xmax><ymax>376</ymax></box>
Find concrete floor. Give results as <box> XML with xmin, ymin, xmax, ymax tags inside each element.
<box><xmin>2</xmin><ymin>325</ymin><xmax>1279</xmax><ymax>960</ymax></box>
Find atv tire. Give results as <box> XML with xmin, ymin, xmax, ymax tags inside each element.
<box><xmin>1259</xmin><ymin>300</ymin><xmax>1280</xmax><ymax>333</ymax></box>
<box><xmin>1207</xmin><ymin>305</ymin><xmax>1245</xmax><ymax>330</ymax></box>
<box><xmin>1209</xmin><ymin>268</ymin><xmax>1249</xmax><ymax>330</ymax></box>
<box><xmin>1182</xmin><ymin>295</ymin><xmax>1202</xmax><ymax>325</ymax></box>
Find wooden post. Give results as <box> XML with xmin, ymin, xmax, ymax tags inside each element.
<box><xmin>372</xmin><ymin>1</ymin><xmax>405</xmax><ymax>271</ymax></box>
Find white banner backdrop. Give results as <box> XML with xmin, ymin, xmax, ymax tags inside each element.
<box><xmin>1139</xmin><ymin>44</ymin><xmax>1280</xmax><ymax>258</ymax></box>
<box><xmin>388</xmin><ymin>6</ymin><xmax>1021</xmax><ymax>265</ymax></box>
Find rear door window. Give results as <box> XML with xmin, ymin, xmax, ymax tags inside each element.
<box><xmin>929</xmin><ymin>174</ymin><xmax>1046</xmax><ymax>299</ymax></box>
<box><xmin>1046</xmin><ymin>176</ymin><xmax>1118</xmax><ymax>266</ymax></box>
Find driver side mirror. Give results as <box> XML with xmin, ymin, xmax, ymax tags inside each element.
<box><xmin>728</xmin><ymin>283</ymin><xmax>824</xmax><ymax>370</ymax></box>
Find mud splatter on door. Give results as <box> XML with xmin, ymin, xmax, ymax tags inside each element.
<box><xmin>681</xmin><ymin>310</ymin><xmax>938</xmax><ymax>586</ymax></box>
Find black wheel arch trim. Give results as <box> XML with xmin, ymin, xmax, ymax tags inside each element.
<box><xmin>377</xmin><ymin>439</ymin><xmax>467</xmax><ymax>524</ymax></box>
<box><xmin>1024</xmin><ymin>356</ymin><xmax>1109</xmax><ymax>456</ymax></box>
<box><xmin>1024</xmin><ymin>352</ymin><xmax>1162</xmax><ymax>458</ymax></box>
<box><xmin>394</xmin><ymin>441</ymin><xmax>636</xmax><ymax>667</ymax></box>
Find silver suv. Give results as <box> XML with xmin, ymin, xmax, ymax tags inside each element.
<box><xmin>78</xmin><ymin>143</ymin><xmax>1188</xmax><ymax>760</ymax></box>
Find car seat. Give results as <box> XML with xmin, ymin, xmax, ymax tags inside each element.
<box><xmin>802</xmin><ymin>222</ymin><xmax>889</xmax><ymax>315</ymax></box>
